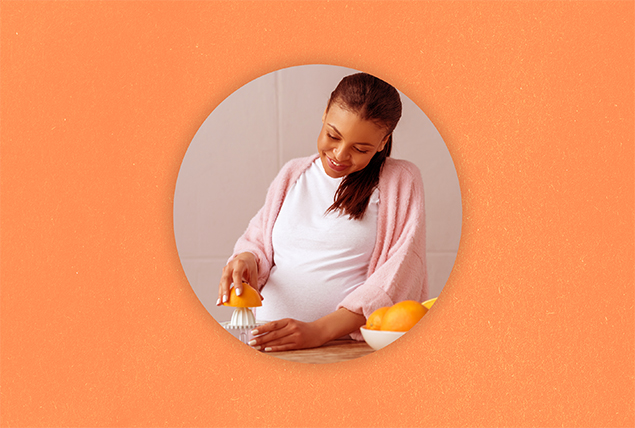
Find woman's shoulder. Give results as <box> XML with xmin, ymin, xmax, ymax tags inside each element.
<box><xmin>279</xmin><ymin>154</ymin><xmax>319</xmax><ymax>173</ymax></box>
<box><xmin>271</xmin><ymin>154</ymin><xmax>319</xmax><ymax>185</ymax></box>
<box><xmin>379</xmin><ymin>158</ymin><xmax>425</xmax><ymax>208</ymax></box>
<box><xmin>381</xmin><ymin>157</ymin><xmax>423</xmax><ymax>183</ymax></box>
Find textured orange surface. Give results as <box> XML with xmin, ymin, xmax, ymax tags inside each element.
<box><xmin>1</xmin><ymin>1</ymin><xmax>633</xmax><ymax>426</ymax></box>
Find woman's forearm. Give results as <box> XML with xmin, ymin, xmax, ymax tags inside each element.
<box><xmin>312</xmin><ymin>308</ymin><xmax>367</xmax><ymax>344</ymax></box>
<box><xmin>248</xmin><ymin>308</ymin><xmax>367</xmax><ymax>351</ymax></box>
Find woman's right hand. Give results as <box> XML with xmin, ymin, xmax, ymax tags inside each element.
<box><xmin>217</xmin><ymin>252</ymin><xmax>260</xmax><ymax>306</ymax></box>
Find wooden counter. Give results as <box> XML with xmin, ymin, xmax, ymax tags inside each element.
<box><xmin>266</xmin><ymin>339</ymin><xmax>374</xmax><ymax>364</ymax></box>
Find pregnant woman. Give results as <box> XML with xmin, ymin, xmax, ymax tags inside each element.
<box><xmin>217</xmin><ymin>72</ymin><xmax>428</xmax><ymax>351</ymax></box>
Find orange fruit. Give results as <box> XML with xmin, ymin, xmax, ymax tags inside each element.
<box><xmin>366</xmin><ymin>306</ymin><xmax>390</xmax><ymax>330</ymax></box>
<box><xmin>380</xmin><ymin>300</ymin><xmax>428</xmax><ymax>332</ymax></box>
<box><xmin>223</xmin><ymin>282</ymin><xmax>262</xmax><ymax>308</ymax></box>
<box><xmin>422</xmin><ymin>297</ymin><xmax>437</xmax><ymax>310</ymax></box>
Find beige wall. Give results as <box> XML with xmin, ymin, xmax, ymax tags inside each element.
<box><xmin>173</xmin><ymin>65</ymin><xmax>462</xmax><ymax>322</ymax></box>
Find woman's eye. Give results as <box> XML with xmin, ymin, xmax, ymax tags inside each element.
<box><xmin>327</xmin><ymin>133</ymin><xmax>339</xmax><ymax>140</ymax></box>
<box><xmin>355</xmin><ymin>147</ymin><xmax>369</xmax><ymax>154</ymax></box>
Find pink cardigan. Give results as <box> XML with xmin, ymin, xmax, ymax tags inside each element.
<box><xmin>230</xmin><ymin>154</ymin><xmax>428</xmax><ymax>340</ymax></box>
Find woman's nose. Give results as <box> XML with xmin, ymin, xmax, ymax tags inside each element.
<box><xmin>333</xmin><ymin>145</ymin><xmax>350</xmax><ymax>161</ymax></box>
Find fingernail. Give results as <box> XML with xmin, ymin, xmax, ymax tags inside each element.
<box><xmin>251</xmin><ymin>329</ymin><xmax>259</xmax><ymax>335</ymax></box>
<box><xmin>264</xmin><ymin>347</ymin><xmax>272</xmax><ymax>352</ymax></box>
<box><xmin>236</xmin><ymin>288</ymin><xmax>242</xmax><ymax>296</ymax></box>
<box><xmin>216</xmin><ymin>298</ymin><xmax>221</xmax><ymax>306</ymax></box>
<box><xmin>252</xmin><ymin>346</ymin><xmax>261</xmax><ymax>351</ymax></box>
<box><xmin>248</xmin><ymin>339</ymin><xmax>257</xmax><ymax>346</ymax></box>
<box><xmin>222</xmin><ymin>294</ymin><xmax>228</xmax><ymax>303</ymax></box>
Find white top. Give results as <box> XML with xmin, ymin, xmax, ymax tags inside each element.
<box><xmin>255</xmin><ymin>158</ymin><xmax>379</xmax><ymax>323</ymax></box>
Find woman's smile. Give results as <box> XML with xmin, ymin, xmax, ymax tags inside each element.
<box><xmin>326</xmin><ymin>156</ymin><xmax>349</xmax><ymax>172</ymax></box>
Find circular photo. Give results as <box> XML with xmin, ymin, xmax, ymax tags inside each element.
<box><xmin>173</xmin><ymin>65</ymin><xmax>461</xmax><ymax>363</ymax></box>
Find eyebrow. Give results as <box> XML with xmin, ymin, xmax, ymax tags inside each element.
<box><xmin>326</xmin><ymin>123</ymin><xmax>376</xmax><ymax>147</ymax></box>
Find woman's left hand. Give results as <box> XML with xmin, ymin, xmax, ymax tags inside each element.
<box><xmin>248</xmin><ymin>319</ymin><xmax>326</xmax><ymax>352</ymax></box>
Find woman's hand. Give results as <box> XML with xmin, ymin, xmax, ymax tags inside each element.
<box><xmin>217</xmin><ymin>252</ymin><xmax>260</xmax><ymax>306</ymax></box>
<box><xmin>248</xmin><ymin>318</ymin><xmax>326</xmax><ymax>352</ymax></box>
<box><xmin>248</xmin><ymin>308</ymin><xmax>366</xmax><ymax>352</ymax></box>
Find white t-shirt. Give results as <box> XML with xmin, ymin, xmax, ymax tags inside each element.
<box><xmin>255</xmin><ymin>158</ymin><xmax>379</xmax><ymax>323</ymax></box>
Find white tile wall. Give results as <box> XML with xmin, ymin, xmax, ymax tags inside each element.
<box><xmin>174</xmin><ymin>65</ymin><xmax>461</xmax><ymax>322</ymax></box>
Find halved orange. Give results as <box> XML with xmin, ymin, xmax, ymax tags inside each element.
<box><xmin>223</xmin><ymin>282</ymin><xmax>262</xmax><ymax>308</ymax></box>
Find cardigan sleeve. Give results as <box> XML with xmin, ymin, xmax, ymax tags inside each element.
<box><xmin>228</xmin><ymin>203</ymin><xmax>274</xmax><ymax>291</ymax></box>
<box><xmin>337</xmin><ymin>159</ymin><xmax>428</xmax><ymax>341</ymax></box>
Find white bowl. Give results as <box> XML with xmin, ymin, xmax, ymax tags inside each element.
<box><xmin>360</xmin><ymin>327</ymin><xmax>406</xmax><ymax>350</ymax></box>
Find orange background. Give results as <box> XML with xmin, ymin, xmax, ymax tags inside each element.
<box><xmin>1</xmin><ymin>1</ymin><xmax>633</xmax><ymax>426</ymax></box>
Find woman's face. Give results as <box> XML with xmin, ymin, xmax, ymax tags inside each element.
<box><xmin>317</xmin><ymin>103</ymin><xmax>390</xmax><ymax>179</ymax></box>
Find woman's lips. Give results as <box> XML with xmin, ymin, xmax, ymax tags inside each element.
<box><xmin>327</xmin><ymin>156</ymin><xmax>348</xmax><ymax>172</ymax></box>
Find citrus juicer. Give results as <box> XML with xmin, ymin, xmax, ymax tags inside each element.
<box><xmin>220</xmin><ymin>282</ymin><xmax>265</xmax><ymax>344</ymax></box>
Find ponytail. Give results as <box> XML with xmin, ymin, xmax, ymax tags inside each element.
<box><xmin>327</xmin><ymin>135</ymin><xmax>392</xmax><ymax>220</ymax></box>
<box><xmin>324</xmin><ymin>73</ymin><xmax>401</xmax><ymax>220</ymax></box>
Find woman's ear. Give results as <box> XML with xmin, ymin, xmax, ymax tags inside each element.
<box><xmin>379</xmin><ymin>134</ymin><xmax>391</xmax><ymax>152</ymax></box>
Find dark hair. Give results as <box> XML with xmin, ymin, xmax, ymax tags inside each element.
<box><xmin>325</xmin><ymin>72</ymin><xmax>402</xmax><ymax>220</ymax></box>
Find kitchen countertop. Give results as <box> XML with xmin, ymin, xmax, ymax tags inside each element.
<box><xmin>265</xmin><ymin>339</ymin><xmax>375</xmax><ymax>364</ymax></box>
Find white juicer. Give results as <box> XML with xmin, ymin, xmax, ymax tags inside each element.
<box><xmin>220</xmin><ymin>283</ymin><xmax>265</xmax><ymax>344</ymax></box>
